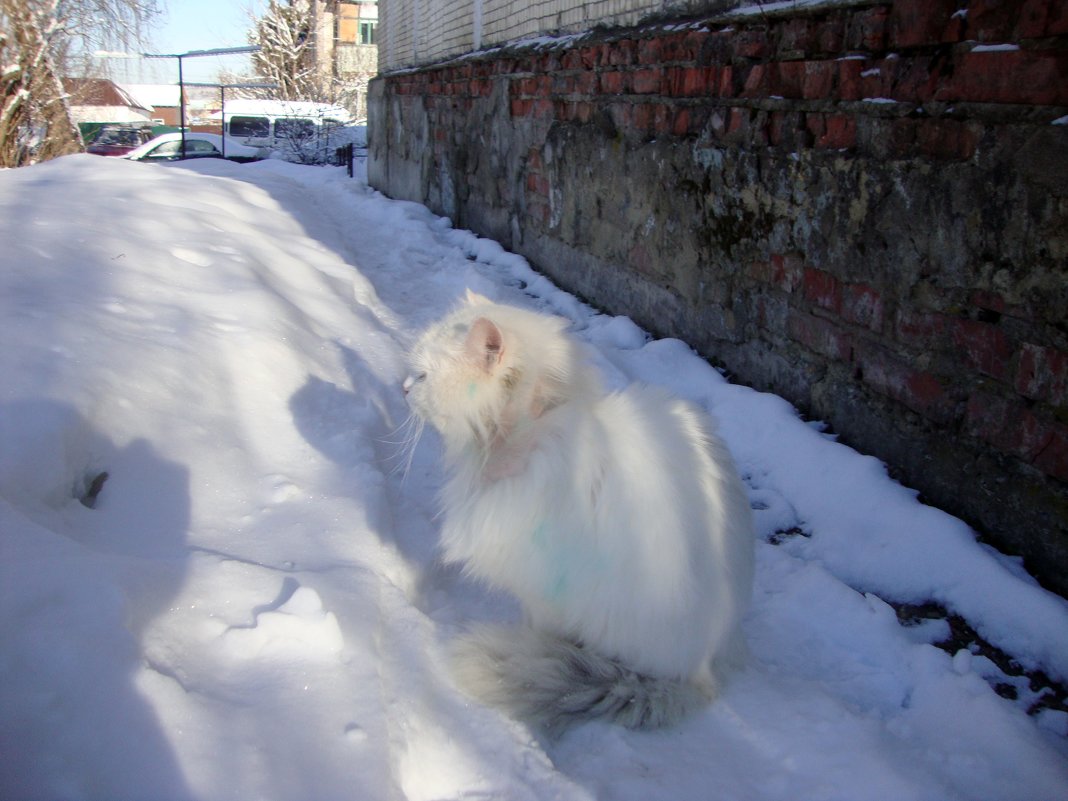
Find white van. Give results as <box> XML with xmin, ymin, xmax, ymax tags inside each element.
<box><xmin>222</xmin><ymin>99</ymin><xmax>356</xmax><ymax>160</ymax></box>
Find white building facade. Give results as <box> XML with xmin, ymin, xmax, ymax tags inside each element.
<box><xmin>378</xmin><ymin>0</ymin><xmax>739</xmax><ymax>72</ymax></box>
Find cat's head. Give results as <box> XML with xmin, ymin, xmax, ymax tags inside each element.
<box><xmin>404</xmin><ymin>290</ymin><xmax>588</xmax><ymax>452</ymax></box>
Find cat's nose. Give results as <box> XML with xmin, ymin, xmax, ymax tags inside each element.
<box><xmin>402</xmin><ymin>373</ymin><xmax>426</xmax><ymax>396</ymax></box>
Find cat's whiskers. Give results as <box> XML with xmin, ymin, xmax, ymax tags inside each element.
<box><xmin>379</xmin><ymin>413</ymin><xmax>426</xmax><ymax>482</ymax></box>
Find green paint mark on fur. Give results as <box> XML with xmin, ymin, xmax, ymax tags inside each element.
<box><xmin>467</xmin><ymin>382</ymin><xmax>478</xmax><ymax>398</ymax></box>
<box><xmin>530</xmin><ymin>521</ymin><xmax>569</xmax><ymax>602</ymax></box>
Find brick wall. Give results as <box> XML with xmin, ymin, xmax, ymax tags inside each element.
<box><xmin>369</xmin><ymin>0</ymin><xmax>1068</xmax><ymax>594</ymax></box>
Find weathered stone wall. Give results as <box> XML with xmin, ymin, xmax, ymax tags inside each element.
<box><xmin>368</xmin><ymin>0</ymin><xmax>1068</xmax><ymax>594</ymax></box>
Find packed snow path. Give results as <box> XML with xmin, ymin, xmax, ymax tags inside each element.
<box><xmin>1</xmin><ymin>155</ymin><xmax>1067</xmax><ymax>801</ymax></box>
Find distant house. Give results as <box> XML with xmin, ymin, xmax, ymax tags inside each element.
<box><xmin>314</xmin><ymin>0</ymin><xmax>379</xmax><ymax>120</ymax></box>
<box><xmin>122</xmin><ymin>84</ymin><xmax>184</xmax><ymax>126</ymax></box>
<box><xmin>62</xmin><ymin>78</ymin><xmax>153</xmax><ymax>125</ymax></box>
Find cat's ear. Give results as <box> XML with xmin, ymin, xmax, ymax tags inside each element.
<box><xmin>465</xmin><ymin>317</ymin><xmax>504</xmax><ymax>371</ymax></box>
<box><xmin>465</xmin><ymin>289</ymin><xmax>492</xmax><ymax>306</ymax></box>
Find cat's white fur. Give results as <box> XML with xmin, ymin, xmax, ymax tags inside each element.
<box><xmin>404</xmin><ymin>291</ymin><xmax>754</xmax><ymax>733</ymax></box>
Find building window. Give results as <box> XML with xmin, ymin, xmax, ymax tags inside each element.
<box><xmin>360</xmin><ymin>21</ymin><xmax>376</xmax><ymax>45</ymax></box>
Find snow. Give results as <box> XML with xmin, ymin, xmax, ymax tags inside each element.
<box><xmin>1</xmin><ymin>154</ymin><xmax>1067</xmax><ymax>801</ymax></box>
<box><xmin>969</xmin><ymin>43</ymin><xmax>1021</xmax><ymax>53</ymax></box>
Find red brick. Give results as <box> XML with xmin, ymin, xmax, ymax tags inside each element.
<box><xmin>734</xmin><ymin>29</ymin><xmax>770</xmax><ymax>59</ymax></box>
<box><xmin>658</xmin><ymin>32</ymin><xmax>691</xmax><ymax>62</ymax></box>
<box><xmin>889</xmin><ymin>0</ymin><xmax>960</xmax><ymax>47</ymax></box>
<box><xmin>780</xmin><ymin>18</ymin><xmax>814</xmax><ymax>55</ymax></box>
<box><xmin>938</xmin><ymin>50</ymin><xmax>1068</xmax><ymax>106</ymax></box>
<box><xmin>682</xmin><ymin>30</ymin><xmax>711</xmax><ymax>60</ymax></box>
<box><xmin>969</xmin><ymin>0</ymin><xmax>1019</xmax><ymax>43</ymax></box>
<box><xmin>802</xmin><ymin>61</ymin><xmax>836</xmax><ymax>99</ymax></box>
<box><xmin>632</xmin><ymin>67</ymin><xmax>663</xmax><ymax>95</ymax></box>
<box><xmin>718</xmin><ymin>66</ymin><xmax>736</xmax><ymax>98</ymax></box>
<box><xmin>638</xmin><ymin>37</ymin><xmax>662</xmax><ymax>65</ymax></box>
<box><xmin>803</xmin><ymin>268</ymin><xmax>842</xmax><ymax>313</ymax></box>
<box><xmin>560</xmin><ymin>101</ymin><xmax>594</xmax><ymax>124</ymax></box>
<box><xmin>600</xmin><ymin>71</ymin><xmax>626</xmax><ymax>95</ymax></box>
<box><xmin>895</xmin><ymin>308</ymin><xmax>949</xmax><ymax>350</ymax></box>
<box><xmin>965</xmin><ymin>392</ymin><xmax>1058</xmax><ymax>465</ymax></box>
<box><xmin>814</xmin><ymin>19</ymin><xmax>845</xmax><ymax>54</ymax></box>
<box><xmin>774</xmin><ymin>253</ymin><xmax>804</xmax><ymax>292</ymax></box>
<box><xmin>767</xmin><ymin>112</ymin><xmax>789</xmax><ymax>146</ymax></box>
<box><xmin>525</xmin><ymin>172</ymin><xmax>550</xmax><ymax>197</ymax></box>
<box><xmin>857</xmin><ymin>346</ymin><xmax>954</xmax><ymax>422</ymax></box>
<box><xmin>804</xmin><ymin>113</ymin><xmax>826</xmax><ymax>147</ymax></box>
<box><xmin>1016</xmin><ymin>344</ymin><xmax>1068</xmax><ymax>407</ymax></box>
<box><xmin>838</xmin><ymin>58</ymin><xmax>867</xmax><ymax>101</ymax></box>
<box><xmin>675</xmin><ymin>66</ymin><xmax>716</xmax><ymax>97</ymax></box>
<box><xmin>742</xmin><ymin>63</ymin><xmax>769</xmax><ymax>97</ymax></box>
<box><xmin>607</xmin><ymin>40</ymin><xmax>638</xmax><ymax>67</ymax></box>
<box><xmin>516</xmin><ymin>76</ymin><xmax>539</xmax><ymax>97</ymax></box>
<box><xmin>510</xmin><ymin>98</ymin><xmax>533</xmax><ymax>117</ymax></box>
<box><xmin>815</xmin><ymin>114</ymin><xmax>857</xmax><ymax>149</ymax></box>
<box><xmin>943</xmin><ymin>9</ymin><xmax>968</xmax><ymax>42</ymax></box>
<box><xmin>574</xmin><ymin>71</ymin><xmax>598</xmax><ymax>96</ymax></box>
<box><xmin>842</xmin><ymin>283</ymin><xmax>885</xmax><ymax>330</ymax></box>
<box><xmin>561</xmin><ymin>50</ymin><xmax>583</xmax><ymax>70</ymax></box>
<box><xmin>629</xmin><ymin>103</ymin><xmax>655</xmax><ymax>134</ymax></box>
<box><xmin>726</xmin><ymin>107</ymin><xmax>750</xmax><ymax>141</ymax></box>
<box><xmin>672</xmin><ymin>108</ymin><xmax>692</xmax><ymax>137</ymax></box>
<box><xmin>849</xmin><ymin>6</ymin><xmax>889</xmax><ymax>50</ymax></box>
<box><xmin>776</xmin><ymin>61</ymin><xmax>804</xmax><ymax>98</ymax></box>
<box><xmin>1018</xmin><ymin>0</ymin><xmax>1068</xmax><ymax>37</ymax></box>
<box><xmin>953</xmin><ymin>319</ymin><xmax>1014</xmax><ymax>381</ymax></box>
<box><xmin>890</xmin><ymin>56</ymin><xmax>940</xmax><ymax>104</ymax></box>
<box><xmin>788</xmin><ymin>310</ymin><xmax>853</xmax><ymax>360</ymax></box>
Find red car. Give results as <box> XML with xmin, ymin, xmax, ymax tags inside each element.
<box><xmin>86</xmin><ymin>125</ymin><xmax>154</xmax><ymax>156</ymax></box>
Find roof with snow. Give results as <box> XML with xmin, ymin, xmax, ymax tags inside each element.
<box><xmin>221</xmin><ymin>98</ymin><xmax>354</xmax><ymax>122</ymax></box>
<box><xmin>121</xmin><ymin>84</ymin><xmax>182</xmax><ymax>109</ymax></box>
<box><xmin>62</xmin><ymin>78</ymin><xmax>151</xmax><ymax>111</ymax></box>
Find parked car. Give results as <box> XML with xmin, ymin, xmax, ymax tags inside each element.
<box><xmin>86</xmin><ymin>125</ymin><xmax>154</xmax><ymax>156</ymax></box>
<box><xmin>123</xmin><ymin>132</ymin><xmax>263</xmax><ymax>163</ymax></box>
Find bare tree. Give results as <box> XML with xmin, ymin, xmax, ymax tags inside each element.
<box><xmin>248</xmin><ymin>0</ymin><xmax>359</xmax><ymax>111</ymax></box>
<box><xmin>1</xmin><ymin>0</ymin><xmax>159</xmax><ymax>167</ymax></box>
<box><xmin>249</xmin><ymin>0</ymin><xmax>318</xmax><ymax>100</ymax></box>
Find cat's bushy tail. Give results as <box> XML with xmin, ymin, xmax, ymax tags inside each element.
<box><xmin>451</xmin><ymin>624</ymin><xmax>712</xmax><ymax>737</ymax></box>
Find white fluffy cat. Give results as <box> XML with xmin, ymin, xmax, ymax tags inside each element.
<box><xmin>404</xmin><ymin>290</ymin><xmax>754</xmax><ymax>734</ymax></box>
